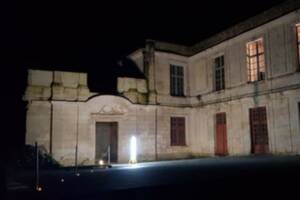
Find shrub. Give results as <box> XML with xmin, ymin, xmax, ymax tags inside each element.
<box><xmin>17</xmin><ymin>145</ymin><xmax>61</xmax><ymax>169</ymax></box>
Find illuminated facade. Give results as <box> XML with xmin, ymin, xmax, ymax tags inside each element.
<box><xmin>24</xmin><ymin>2</ymin><xmax>300</xmax><ymax>165</ymax></box>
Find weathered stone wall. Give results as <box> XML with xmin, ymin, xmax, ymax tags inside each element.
<box><xmin>52</xmin><ymin>101</ymin><xmax>78</xmax><ymax>165</ymax></box>
<box><xmin>153</xmin><ymin>52</ymin><xmax>190</xmax><ymax>106</ymax></box>
<box><xmin>25</xmin><ymin>94</ymin><xmax>195</xmax><ymax>165</ymax></box>
<box><xmin>156</xmin><ymin>106</ymin><xmax>192</xmax><ymax>159</ymax></box>
<box><xmin>189</xmin><ymin>89</ymin><xmax>300</xmax><ymax>156</ymax></box>
<box><xmin>26</xmin><ymin>88</ymin><xmax>300</xmax><ymax>165</ymax></box>
<box><xmin>128</xmin><ymin>49</ymin><xmax>144</xmax><ymax>73</ymax></box>
<box><xmin>80</xmin><ymin>96</ymin><xmax>193</xmax><ymax>164</ymax></box>
<box><xmin>189</xmin><ymin>9</ymin><xmax>300</xmax><ymax>96</ymax></box>
<box><xmin>26</xmin><ymin>101</ymin><xmax>51</xmax><ymax>152</ymax></box>
<box><xmin>117</xmin><ymin>77</ymin><xmax>147</xmax><ymax>104</ymax></box>
<box><xmin>24</xmin><ymin>70</ymin><xmax>94</xmax><ymax>101</ymax></box>
<box><xmin>184</xmin><ymin>9</ymin><xmax>300</xmax><ymax>156</ymax></box>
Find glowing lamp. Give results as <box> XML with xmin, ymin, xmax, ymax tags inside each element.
<box><xmin>36</xmin><ymin>186</ymin><xmax>42</xmax><ymax>192</ymax></box>
<box><xmin>99</xmin><ymin>159</ymin><xmax>104</xmax><ymax>166</ymax></box>
<box><xmin>129</xmin><ymin>136</ymin><xmax>137</xmax><ymax>164</ymax></box>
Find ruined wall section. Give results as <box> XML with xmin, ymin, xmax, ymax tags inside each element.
<box><xmin>117</xmin><ymin>77</ymin><xmax>148</xmax><ymax>104</ymax></box>
<box><xmin>24</xmin><ymin>70</ymin><xmax>95</xmax><ymax>101</ymax></box>
<box><xmin>23</xmin><ymin>70</ymin><xmax>96</xmax><ymax>157</ymax></box>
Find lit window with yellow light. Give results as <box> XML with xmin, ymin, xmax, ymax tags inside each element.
<box><xmin>246</xmin><ymin>38</ymin><xmax>265</xmax><ymax>82</ymax></box>
<box><xmin>296</xmin><ymin>23</ymin><xmax>300</xmax><ymax>67</ymax></box>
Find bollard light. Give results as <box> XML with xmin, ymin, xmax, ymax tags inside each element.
<box><xmin>129</xmin><ymin>136</ymin><xmax>137</xmax><ymax>164</ymax></box>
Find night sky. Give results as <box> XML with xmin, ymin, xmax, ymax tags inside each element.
<box><xmin>2</xmin><ymin>0</ymin><xmax>288</xmax><ymax>160</ymax></box>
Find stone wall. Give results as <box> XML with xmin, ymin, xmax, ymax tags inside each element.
<box><xmin>26</xmin><ymin>88</ymin><xmax>300</xmax><ymax>165</ymax></box>
<box><xmin>26</xmin><ymin>101</ymin><xmax>51</xmax><ymax>152</ymax></box>
<box><xmin>25</xmin><ymin>94</ymin><xmax>196</xmax><ymax>165</ymax></box>
<box><xmin>117</xmin><ymin>77</ymin><xmax>148</xmax><ymax>104</ymax></box>
<box><xmin>24</xmin><ymin>70</ymin><xmax>94</xmax><ymax>101</ymax></box>
<box><xmin>188</xmin><ymin>9</ymin><xmax>300</xmax><ymax>97</ymax></box>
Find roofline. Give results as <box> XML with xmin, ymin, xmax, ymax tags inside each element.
<box><xmin>147</xmin><ymin>39</ymin><xmax>192</xmax><ymax>56</ymax></box>
<box><xmin>142</xmin><ymin>0</ymin><xmax>300</xmax><ymax>57</ymax></box>
<box><xmin>127</xmin><ymin>48</ymin><xmax>144</xmax><ymax>59</ymax></box>
<box><xmin>190</xmin><ymin>0</ymin><xmax>300</xmax><ymax>54</ymax></box>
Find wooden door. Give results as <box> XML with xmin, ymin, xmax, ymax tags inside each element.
<box><xmin>95</xmin><ymin>122</ymin><xmax>118</xmax><ymax>163</ymax></box>
<box><xmin>249</xmin><ymin>107</ymin><xmax>269</xmax><ymax>154</ymax></box>
<box><xmin>109</xmin><ymin>123</ymin><xmax>118</xmax><ymax>163</ymax></box>
<box><xmin>215</xmin><ymin>113</ymin><xmax>228</xmax><ymax>156</ymax></box>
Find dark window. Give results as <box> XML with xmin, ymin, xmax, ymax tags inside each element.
<box><xmin>170</xmin><ymin>117</ymin><xmax>186</xmax><ymax>146</ymax></box>
<box><xmin>246</xmin><ymin>38</ymin><xmax>265</xmax><ymax>82</ymax></box>
<box><xmin>215</xmin><ymin>56</ymin><xmax>225</xmax><ymax>91</ymax></box>
<box><xmin>170</xmin><ymin>65</ymin><xmax>184</xmax><ymax>96</ymax></box>
<box><xmin>249</xmin><ymin>107</ymin><xmax>269</xmax><ymax>154</ymax></box>
<box><xmin>296</xmin><ymin>24</ymin><xmax>300</xmax><ymax>67</ymax></box>
<box><xmin>298</xmin><ymin>102</ymin><xmax>300</xmax><ymax>127</ymax></box>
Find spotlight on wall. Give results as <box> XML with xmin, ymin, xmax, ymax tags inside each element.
<box><xmin>129</xmin><ymin>136</ymin><xmax>137</xmax><ymax>164</ymax></box>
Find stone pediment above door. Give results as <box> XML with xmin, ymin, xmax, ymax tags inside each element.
<box><xmin>97</xmin><ymin>104</ymin><xmax>128</xmax><ymax>115</ymax></box>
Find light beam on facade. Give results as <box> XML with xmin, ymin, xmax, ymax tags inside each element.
<box><xmin>129</xmin><ymin>136</ymin><xmax>137</xmax><ymax>164</ymax></box>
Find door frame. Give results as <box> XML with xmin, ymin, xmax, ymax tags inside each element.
<box><xmin>215</xmin><ymin>112</ymin><xmax>228</xmax><ymax>156</ymax></box>
<box><xmin>95</xmin><ymin>121</ymin><xmax>118</xmax><ymax>163</ymax></box>
<box><xmin>249</xmin><ymin>107</ymin><xmax>269</xmax><ymax>154</ymax></box>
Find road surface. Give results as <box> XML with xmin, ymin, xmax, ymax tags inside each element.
<box><xmin>6</xmin><ymin>155</ymin><xmax>300</xmax><ymax>199</ymax></box>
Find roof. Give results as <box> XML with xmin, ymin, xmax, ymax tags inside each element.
<box><xmin>150</xmin><ymin>0</ymin><xmax>300</xmax><ymax>57</ymax></box>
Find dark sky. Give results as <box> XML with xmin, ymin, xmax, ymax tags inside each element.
<box><xmin>6</xmin><ymin>0</ymin><xmax>288</xmax><ymax>67</ymax></box>
<box><xmin>1</xmin><ymin>0</ymin><xmax>289</xmax><ymax>159</ymax></box>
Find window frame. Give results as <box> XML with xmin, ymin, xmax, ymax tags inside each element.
<box><xmin>298</xmin><ymin>102</ymin><xmax>300</xmax><ymax>131</ymax></box>
<box><xmin>246</xmin><ymin>38</ymin><xmax>266</xmax><ymax>82</ymax></box>
<box><xmin>214</xmin><ymin>55</ymin><xmax>225</xmax><ymax>91</ymax></box>
<box><xmin>215</xmin><ymin>112</ymin><xmax>228</xmax><ymax>156</ymax></box>
<box><xmin>170</xmin><ymin>64</ymin><xmax>184</xmax><ymax>97</ymax></box>
<box><xmin>249</xmin><ymin>106</ymin><xmax>269</xmax><ymax>154</ymax></box>
<box><xmin>170</xmin><ymin>117</ymin><xmax>186</xmax><ymax>146</ymax></box>
<box><xmin>296</xmin><ymin>23</ymin><xmax>300</xmax><ymax>69</ymax></box>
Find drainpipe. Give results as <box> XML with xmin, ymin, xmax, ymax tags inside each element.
<box><xmin>49</xmin><ymin>102</ymin><xmax>53</xmax><ymax>155</ymax></box>
<box><xmin>49</xmin><ymin>70</ymin><xmax>54</xmax><ymax>156</ymax></box>
<box><xmin>75</xmin><ymin>102</ymin><xmax>79</xmax><ymax>171</ymax></box>
<box><xmin>155</xmin><ymin>107</ymin><xmax>158</xmax><ymax>160</ymax></box>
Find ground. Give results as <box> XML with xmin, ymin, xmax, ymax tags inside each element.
<box><xmin>6</xmin><ymin>155</ymin><xmax>300</xmax><ymax>200</ymax></box>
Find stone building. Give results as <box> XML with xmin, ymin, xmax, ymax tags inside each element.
<box><xmin>24</xmin><ymin>1</ymin><xmax>300</xmax><ymax>165</ymax></box>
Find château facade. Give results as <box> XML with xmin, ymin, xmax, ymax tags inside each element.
<box><xmin>24</xmin><ymin>1</ymin><xmax>300</xmax><ymax>165</ymax></box>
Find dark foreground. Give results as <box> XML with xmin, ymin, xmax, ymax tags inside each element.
<box><xmin>6</xmin><ymin>156</ymin><xmax>300</xmax><ymax>200</ymax></box>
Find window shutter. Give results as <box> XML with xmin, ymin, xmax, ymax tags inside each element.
<box><xmin>171</xmin><ymin>117</ymin><xmax>186</xmax><ymax>146</ymax></box>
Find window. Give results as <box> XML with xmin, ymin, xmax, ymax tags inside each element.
<box><xmin>246</xmin><ymin>38</ymin><xmax>265</xmax><ymax>82</ymax></box>
<box><xmin>170</xmin><ymin>65</ymin><xmax>184</xmax><ymax>96</ymax></box>
<box><xmin>298</xmin><ymin>102</ymin><xmax>300</xmax><ymax>128</ymax></box>
<box><xmin>296</xmin><ymin>24</ymin><xmax>300</xmax><ymax>66</ymax></box>
<box><xmin>170</xmin><ymin>117</ymin><xmax>186</xmax><ymax>146</ymax></box>
<box><xmin>215</xmin><ymin>55</ymin><xmax>225</xmax><ymax>91</ymax></box>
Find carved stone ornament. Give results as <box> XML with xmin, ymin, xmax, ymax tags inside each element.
<box><xmin>98</xmin><ymin>104</ymin><xmax>128</xmax><ymax>115</ymax></box>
